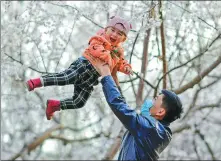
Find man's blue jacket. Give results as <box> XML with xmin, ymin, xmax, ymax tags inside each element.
<box><xmin>101</xmin><ymin>76</ymin><xmax>172</xmax><ymax>160</ymax></box>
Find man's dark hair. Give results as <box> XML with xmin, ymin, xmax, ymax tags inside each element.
<box><xmin>161</xmin><ymin>89</ymin><xmax>183</xmax><ymax>123</ymax></box>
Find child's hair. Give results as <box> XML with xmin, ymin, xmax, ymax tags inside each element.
<box><xmin>106</xmin><ymin>16</ymin><xmax>132</xmax><ymax>36</ymax></box>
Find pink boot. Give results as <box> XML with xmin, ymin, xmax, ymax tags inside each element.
<box><xmin>26</xmin><ymin>78</ymin><xmax>42</xmax><ymax>91</ymax></box>
<box><xmin>46</xmin><ymin>100</ymin><xmax>61</xmax><ymax>120</ymax></box>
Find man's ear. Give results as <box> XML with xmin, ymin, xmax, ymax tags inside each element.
<box><xmin>156</xmin><ymin>108</ymin><xmax>166</xmax><ymax>119</ymax></box>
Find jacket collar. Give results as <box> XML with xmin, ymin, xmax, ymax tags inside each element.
<box><xmin>141</xmin><ymin>113</ymin><xmax>170</xmax><ymax>127</ymax></box>
<box><xmin>159</xmin><ymin>120</ymin><xmax>170</xmax><ymax>126</ymax></box>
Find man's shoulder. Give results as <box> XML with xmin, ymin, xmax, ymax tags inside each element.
<box><xmin>157</xmin><ymin>120</ymin><xmax>172</xmax><ymax>136</ymax></box>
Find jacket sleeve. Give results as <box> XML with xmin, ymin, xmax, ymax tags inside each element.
<box><xmin>113</xmin><ymin>47</ymin><xmax>132</xmax><ymax>74</ymax></box>
<box><xmin>101</xmin><ymin>75</ymin><xmax>155</xmax><ymax>137</ymax></box>
<box><xmin>88</xmin><ymin>36</ymin><xmax>112</xmax><ymax>65</ymax></box>
<box><xmin>117</xmin><ymin>58</ymin><xmax>132</xmax><ymax>75</ymax></box>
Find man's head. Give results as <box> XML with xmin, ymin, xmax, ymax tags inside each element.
<box><xmin>104</xmin><ymin>16</ymin><xmax>132</xmax><ymax>46</ymax></box>
<box><xmin>150</xmin><ymin>89</ymin><xmax>183</xmax><ymax>123</ymax></box>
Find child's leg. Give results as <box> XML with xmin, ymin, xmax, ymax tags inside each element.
<box><xmin>41</xmin><ymin>68</ymin><xmax>78</xmax><ymax>86</ymax></box>
<box><xmin>60</xmin><ymin>85</ymin><xmax>94</xmax><ymax>109</ymax></box>
<box><xmin>26</xmin><ymin>78</ymin><xmax>43</xmax><ymax>91</ymax></box>
<box><xmin>46</xmin><ymin>85</ymin><xmax>93</xmax><ymax>120</ymax></box>
<box><xmin>42</xmin><ymin>59</ymin><xmax>83</xmax><ymax>86</ymax></box>
<box><xmin>26</xmin><ymin>58</ymin><xmax>83</xmax><ymax>91</ymax></box>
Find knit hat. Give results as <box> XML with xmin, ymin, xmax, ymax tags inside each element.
<box><xmin>106</xmin><ymin>16</ymin><xmax>132</xmax><ymax>36</ymax></box>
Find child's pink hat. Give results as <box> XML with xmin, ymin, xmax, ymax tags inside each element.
<box><xmin>106</xmin><ymin>16</ymin><xmax>132</xmax><ymax>36</ymax></box>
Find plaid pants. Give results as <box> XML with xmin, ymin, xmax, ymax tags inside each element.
<box><xmin>42</xmin><ymin>58</ymin><xmax>100</xmax><ymax>110</ymax></box>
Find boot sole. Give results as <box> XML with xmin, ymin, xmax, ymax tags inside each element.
<box><xmin>46</xmin><ymin>100</ymin><xmax>52</xmax><ymax>120</ymax></box>
<box><xmin>25</xmin><ymin>81</ymin><xmax>33</xmax><ymax>91</ymax></box>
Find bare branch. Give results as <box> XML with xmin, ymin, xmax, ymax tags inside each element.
<box><xmin>49</xmin><ymin>132</ymin><xmax>110</xmax><ymax>143</ymax></box>
<box><xmin>129</xmin><ymin>32</ymin><xmax>140</xmax><ymax>64</ymax></box>
<box><xmin>178</xmin><ymin>66</ymin><xmax>191</xmax><ymax>87</ymax></box>
<box><xmin>136</xmin><ymin>28</ymin><xmax>151</xmax><ymax>106</ymax></box>
<box><xmin>133</xmin><ymin>71</ymin><xmax>156</xmax><ymax>89</ymax></box>
<box><xmin>159</xmin><ymin>0</ymin><xmax>167</xmax><ymax>89</ymax></box>
<box><xmin>119</xmin><ymin>76</ymin><xmax>139</xmax><ymax>84</ymax></box>
<box><xmin>182</xmin><ymin>87</ymin><xmax>200</xmax><ymax>120</ymax></box>
<box><xmin>168</xmin><ymin>1</ymin><xmax>218</xmax><ymax>31</ymax></box>
<box><xmin>193</xmin><ymin>136</ymin><xmax>201</xmax><ymax>160</ymax></box>
<box><xmin>195</xmin><ymin>126</ymin><xmax>217</xmax><ymax>160</ymax></box>
<box><xmin>4</xmin><ymin>52</ymin><xmax>48</xmax><ymax>74</ymax></box>
<box><xmin>155</xmin><ymin>33</ymin><xmax>221</xmax><ymax>95</ymax></box>
<box><xmin>102</xmin><ymin>126</ymin><xmax>125</xmax><ymax>160</ymax></box>
<box><xmin>55</xmin><ymin>13</ymin><xmax>78</xmax><ymax>71</ymax></box>
<box><xmin>174</xmin><ymin>55</ymin><xmax>221</xmax><ymax>94</ymax></box>
<box><xmin>47</xmin><ymin>2</ymin><xmax>104</xmax><ymax>28</ymax></box>
<box><xmin>32</xmin><ymin>38</ymin><xmax>48</xmax><ymax>73</ymax></box>
<box><xmin>10</xmin><ymin>125</ymin><xmax>63</xmax><ymax>160</ymax></box>
<box><xmin>129</xmin><ymin>74</ymin><xmax>138</xmax><ymax>98</ymax></box>
<box><xmin>172</xmin><ymin>124</ymin><xmax>191</xmax><ymax>134</ymax></box>
<box><xmin>193</xmin><ymin>97</ymin><xmax>221</xmax><ymax>112</ymax></box>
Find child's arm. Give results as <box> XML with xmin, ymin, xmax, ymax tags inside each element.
<box><xmin>88</xmin><ymin>36</ymin><xmax>112</xmax><ymax>65</ymax></box>
<box><xmin>118</xmin><ymin>59</ymin><xmax>133</xmax><ymax>75</ymax></box>
<box><xmin>114</xmin><ymin>47</ymin><xmax>133</xmax><ymax>75</ymax></box>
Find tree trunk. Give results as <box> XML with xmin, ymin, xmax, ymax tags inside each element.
<box><xmin>159</xmin><ymin>0</ymin><xmax>167</xmax><ymax>89</ymax></box>
<box><xmin>102</xmin><ymin>126</ymin><xmax>125</xmax><ymax>160</ymax></box>
<box><xmin>136</xmin><ymin>5</ymin><xmax>155</xmax><ymax>107</ymax></box>
<box><xmin>136</xmin><ymin>29</ymin><xmax>151</xmax><ymax>107</ymax></box>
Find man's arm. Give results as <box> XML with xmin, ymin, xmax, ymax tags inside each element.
<box><xmin>101</xmin><ymin>75</ymin><xmax>154</xmax><ymax>137</ymax></box>
<box><xmin>94</xmin><ymin>60</ymin><xmax>154</xmax><ymax>136</ymax></box>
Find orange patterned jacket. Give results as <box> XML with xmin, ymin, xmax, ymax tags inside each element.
<box><xmin>83</xmin><ymin>34</ymin><xmax>132</xmax><ymax>74</ymax></box>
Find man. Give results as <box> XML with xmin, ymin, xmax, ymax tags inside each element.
<box><xmin>94</xmin><ymin>59</ymin><xmax>183</xmax><ymax>160</ymax></box>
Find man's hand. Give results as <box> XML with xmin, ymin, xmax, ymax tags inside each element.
<box><xmin>94</xmin><ymin>59</ymin><xmax>111</xmax><ymax>78</ymax></box>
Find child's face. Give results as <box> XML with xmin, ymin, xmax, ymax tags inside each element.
<box><xmin>104</xmin><ymin>26</ymin><xmax>126</xmax><ymax>46</ymax></box>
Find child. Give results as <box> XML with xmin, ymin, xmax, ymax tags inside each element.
<box><xmin>26</xmin><ymin>16</ymin><xmax>133</xmax><ymax>120</ymax></box>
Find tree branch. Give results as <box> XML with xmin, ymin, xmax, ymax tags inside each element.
<box><xmin>154</xmin><ymin>33</ymin><xmax>221</xmax><ymax>95</ymax></box>
<box><xmin>136</xmin><ymin>28</ymin><xmax>151</xmax><ymax>106</ymax></box>
<box><xmin>4</xmin><ymin>52</ymin><xmax>48</xmax><ymax>74</ymax></box>
<box><xmin>193</xmin><ymin>97</ymin><xmax>221</xmax><ymax>112</ymax></box>
<box><xmin>195</xmin><ymin>126</ymin><xmax>217</xmax><ymax>160</ymax></box>
<box><xmin>133</xmin><ymin>71</ymin><xmax>156</xmax><ymax>89</ymax></box>
<box><xmin>49</xmin><ymin>132</ymin><xmax>110</xmax><ymax>144</ymax></box>
<box><xmin>48</xmin><ymin>2</ymin><xmax>104</xmax><ymax>28</ymax></box>
<box><xmin>159</xmin><ymin>0</ymin><xmax>167</xmax><ymax>89</ymax></box>
<box><xmin>172</xmin><ymin>124</ymin><xmax>191</xmax><ymax>134</ymax></box>
<box><xmin>168</xmin><ymin>1</ymin><xmax>218</xmax><ymax>31</ymax></box>
<box><xmin>174</xmin><ymin>55</ymin><xmax>221</xmax><ymax>94</ymax></box>
<box><xmin>10</xmin><ymin>125</ymin><xmax>63</xmax><ymax>160</ymax></box>
<box><xmin>102</xmin><ymin>126</ymin><xmax>125</xmax><ymax>160</ymax></box>
<box><xmin>55</xmin><ymin>12</ymin><xmax>78</xmax><ymax>71</ymax></box>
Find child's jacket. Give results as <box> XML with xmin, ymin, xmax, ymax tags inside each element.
<box><xmin>83</xmin><ymin>32</ymin><xmax>132</xmax><ymax>74</ymax></box>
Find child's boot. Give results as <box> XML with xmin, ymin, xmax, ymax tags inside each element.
<box><xmin>46</xmin><ymin>99</ymin><xmax>61</xmax><ymax>120</ymax></box>
<box><xmin>26</xmin><ymin>78</ymin><xmax>42</xmax><ymax>91</ymax></box>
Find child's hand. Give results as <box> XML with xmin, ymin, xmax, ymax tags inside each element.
<box><xmin>124</xmin><ymin>66</ymin><xmax>133</xmax><ymax>75</ymax></box>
